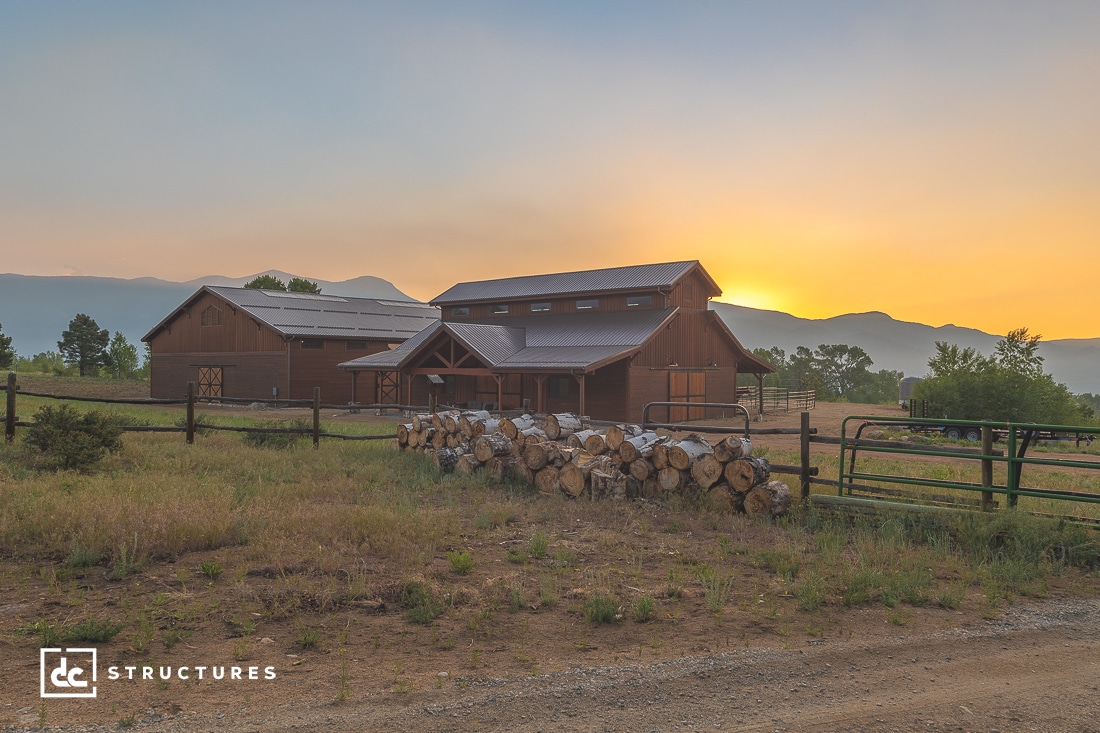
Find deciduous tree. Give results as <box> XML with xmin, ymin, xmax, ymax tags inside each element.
<box><xmin>244</xmin><ymin>274</ymin><xmax>286</xmax><ymax>290</ymax></box>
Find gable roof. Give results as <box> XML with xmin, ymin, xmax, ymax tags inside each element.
<box><xmin>340</xmin><ymin>307</ymin><xmax>678</xmax><ymax>373</ymax></box>
<box><xmin>431</xmin><ymin>261</ymin><xmax>717</xmax><ymax>305</ymax></box>
<box><xmin>142</xmin><ymin>286</ymin><xmax>440</xmax><ymax>342</ymax></box>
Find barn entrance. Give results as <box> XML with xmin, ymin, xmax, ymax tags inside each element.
<box><xmin>669</xmin><ymin>370</ymin><xmax>706</xmax><ymax>421</ymax></box>
<box><xmin>197</xmin><ymin>366</ymin><xmax>223</xmax><ymax>398</ymax></box>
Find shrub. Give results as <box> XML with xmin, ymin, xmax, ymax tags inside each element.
<box><xmin>22</xmin><ymin>404</ymin><xmax>123</xmax><ymax>471</ymax></box>
<box><xmin>583</xmin><ymin>594</ymin><xmax>621</xmax><ymax>624</ymax></box>
<box><xmin>401</xmin><ymin>581</ymin><xmax>444</xmax><ymax>624</ymax></box>
<box><xmin>631</xmin><ymin>596</ymin><xmax>655</xmax><ymax>623</ymax></box>
<box><xmin>448</xmin><ymin>550</ymin><xmax>474</xmax><ymax>576</ymax></box>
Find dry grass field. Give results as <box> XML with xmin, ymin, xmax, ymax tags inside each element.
<box><xmin>2</xmin><ymin>378</ymin><xmax>1099</xmax><ymax>730</ymax></box>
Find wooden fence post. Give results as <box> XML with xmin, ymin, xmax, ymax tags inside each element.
<box><xmin>799</xmin><ymin>411</ymin><xmax>811</xmax><ymax>501</ymax></box>
<box><xmin>5</xmin><ymin>371</ymin><xmax>15</xmax><ymax>443</ymax></box>
<box><xmin>981</xmin><ymin>424</ymin><xmax>994</xmax><ymax>511</ymax></box>
<box><xmin>186</xmin><ymin>382</ymin><xmax>195</xmax><ymax>445</ymax></box>
<box><xmin>313</xmin><ymin>387</ymin><xmax>320</xmax><ymax>449</ymax></box>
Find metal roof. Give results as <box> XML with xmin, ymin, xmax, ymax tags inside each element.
<box><xmin>431</xmin><ymin>261</ymin><xmax>709</xmax><ymax>305</ymax></box>
<box><xmin>447</xmin><ymin>323</ymin><xmax>527</xmax><ymax>365</ymax></box>
<box><xmin>143</xmin><ymin>286</ymin><xmax>439</xmax><ymax>342</ymax></box>
<box><xmin>339</xmin><ymin>308</ymin><xmax>677</xmax><ymax>372</ymax></box>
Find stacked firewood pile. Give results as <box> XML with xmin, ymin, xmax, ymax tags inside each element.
<box><xmin>393</xmin><ymin>410</ymin><xmax>791</xmax><ymax>517</ymax></box>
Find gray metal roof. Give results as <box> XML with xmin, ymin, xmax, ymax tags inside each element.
<box><xmin>495</xmin><ymin>345</ymin><xmax>637</xmax><ymax>370</ymax></box>
<box><xmin>144</xmin><ymin>286</ymin><xmax>439</xmax><ymax>342</ymax></box>
<box><xmin>432</xmin><ymin>261</ymin><xmax>705</xmax><ymax>305</ymax></box>
<box><xmin>339</xmin><ymin>307</ymin><xmax>677</xmax><ymax>372</ymax></box>
<box><xmin>447</xmin><ymin>322</ymin><xmax>527</xmax><ymax>365</ymax></box>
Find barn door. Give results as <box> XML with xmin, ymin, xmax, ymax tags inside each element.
<box><xmin>378</xmin><ymin>371</ymin><xmax>399</xmax><ymax>404</ymax></box>
<box><xmin>197</xmin><ymin>367</ymin><xmax>223</xmax><ymax>398</ymax></box>
<box><xmin>669</xmin><ymin>370</ymin><xmax>705</xmax><ymax>421</ymax></box>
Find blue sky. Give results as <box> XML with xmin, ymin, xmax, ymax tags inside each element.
<box><xmin>2</xmin><ymin>1</ymin><xmax>1098</xmax><ymax>337</ymax></box>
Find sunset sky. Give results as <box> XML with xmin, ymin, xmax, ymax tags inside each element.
<box><xmin>2</xmin><ymin>2</ymin><xmax>1098</xmax><ymax>339</ymax></box>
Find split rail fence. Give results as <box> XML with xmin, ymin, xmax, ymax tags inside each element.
<box><xmin>6</xmin><ymin>372</ymin><xmax>1100</xmax><ymax>522</ymax></box>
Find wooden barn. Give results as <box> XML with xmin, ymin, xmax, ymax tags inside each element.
<box><xmin>142</xmin><ymin>286</ymin><xmax>439</xmax><ymax>403</ymax></box>
<box><xmin>339</xmin><ymin>261</ymin><xmax>773</xmax><ymax>422</ymax></box>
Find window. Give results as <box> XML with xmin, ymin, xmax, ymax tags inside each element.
<box><xmin>443</xmin><ymin>375</ymin><xmax>456</xmax><ymax>394</ymax></box>
<box><xmin>200</xmin><ymin>305</ymin><xmax>223</xmax><ymax>327</ymax></box>
<box><xmin>530</xmin><ymin>301</ymin><xmax>551</xmax><ymax>313</ymax></box>
<box><xmin>549</xmin><ymin>376</ymin><xmax>571</xmax><ymax>399</ymax></box>
<box><xmin>451</xmin><ymin>306</ymin><xmax>470</xmax><ymax>316</ymax></box>
<box><xmin>626</xmin><ymin>295</ymin><xmax>653</xmax><ymax>308</ymax></box>
<box><xmin>575</xmin><ymin>298</ymin><xmax>599</xmax><ymax>310</ymax></box>
<box><xmin>345</xmin><ymin>340</ymin><xmax>369</xmax><ymax>350</ymax></box>
<box><xmin>301</xmin><ymin>339</ymin><xmax>325</xmax><ymax>349</ymax></box>
<box><xmin>489</xmin><ymin>304</ymin><xmax>510</xmax><ymax>315</ymax></box>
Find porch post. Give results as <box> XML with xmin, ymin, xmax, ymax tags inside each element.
<box><xmin>494</xmin><ymin>374</ymin><xmax>503</xmax><ymax>410</ymax></box>
<box><xmin>534</xmin><ymin>375</ymin><xmax>546</xmax><ymax>414</ymax></box>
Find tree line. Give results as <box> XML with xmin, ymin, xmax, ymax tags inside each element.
<box><xmin>0</xmin><ymin>275</ymin><xmax>320</xmax><ymax>379</ymax></box>
<box><xmin>751</xmin><ymin>327</ymin><xmax>1093</xmax><ymax>426</ymax></box>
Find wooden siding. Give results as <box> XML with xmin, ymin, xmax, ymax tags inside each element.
<box><xmin>635</xmin><ymin>310</ymin><xmax>719</xmax><ymax>368</ymax></box>
<box><xmin>665</xmin><ymin>268</ymin><xmax>718</xmax><ymax>310</ymax></box>
<box><xmin>150</xmin><ymin>353</ymin><xmax>288</xmax><ymax>400</ymax></box>
<box><xmin>288</xmin><ymin>338</ymin><xmax>389</xmax><ymax>402</ymax></box>
<box><xmin>147</xmin><ymin>291</ymin><xmax>286</xmax><ymax>354</ymax></box>
<box><xmin>626</xmin><ymin>366</ymin><xmax>670</xmax><ymax>424</ymax></box>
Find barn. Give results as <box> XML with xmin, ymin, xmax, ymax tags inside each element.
<box><xmin>338</xmin><ymin>261</ymin><xmax>773</xmax><ymax>422</ymax></box>
<box><xmin>142</xmin><ymin>286</ymin><xmax>439</xmax><ymax>403</ymax></box>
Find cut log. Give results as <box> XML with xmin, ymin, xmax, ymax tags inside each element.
<box><xmin>519</xmin><ymin>427</ymin><xmax>548</xmax><ymax>446</ymax></box>
<box><xmin>604</xmin><ymin>424</ymin><xmax>643</xmax><ymax>452</ymax></box>
<box><xmin>433</xmin><ymin>446</ymin><xmax>466</xmax><ymax>474</ymax></box>
<box><xmin>668</xmin><ymin>435</ymin><xmax>713</xmax><ymax>471</ymax></box>
<box><xmin>724</xmin><ymin>456</ymin><xmax>772</xmax><ymax>493</ymax></box>
<box><xmin>454</xmin><ymin>454</ymin><xmax>482</xmax><ymax>474</ymax></box>
<box><xmin>651</xmin><ymin>443</ymin><xmax>670</xmax><ymax>470</ymax></box>
<box><xmin>690</xmin><ymin>453</ymin><xmax>725</xmax><ymax>490</ymax></box>
<box><xmin>513</xmin><ymin>460</ymin><xmax>535</xmax><ymax>486</ymax></box>
<box><xmin>558</xmin><ymin>462</ymin><xmax>586</xmax><ymax>497</ymax></box>
<box><xmin>534</xmin><ymin>465</ymin><xmax>561</xmax><ymax>495</ymax></box>
<box><xmin>545</xmin><ymin>412</ymin><xmax>583</xmax><ymax>441</ymax></box>
<box><xmin>712</xmin><ymin>435</ymin><xmax>753</xmax><ymax>463</ymax></box>
<box><xmin>396</xmin><ymin>423</ymin><xmax>414</xmax><ymax>446</ymax></box>
<box><xmin>474</xmin><ymin>432</ymin><xmax>514</xmax><ymax>463</ymax></box>
<box><xmin>500</xmin><ymin>414</ymin><xmax>536</xmax><ymax>440</ymax></box>
<box><xmin>617</xmin><ymin>431</ymin><xmax>663</xmax><ymax>463</ymax></box>
<box><xmin>486</xmin><ymin>455</ymin><xmax>524</xmax><ymax>483</ymax></box>
<box><xmin>390</xmin><ymin>437</ymin><xmax>402</xmax><ymax>451</ymax></box>
<box><xmin>417</xmin><ymin>427</ymin><xmax>435</xmax><ymax>448</ymax></box>
<box><xmin>459</xmin><ymin>410</ymin><xmax>491</xmax><ymax>439</ymax></box>
<box><xmin>523</xmin><ymin>441</ymin><xmax>553</xmax><ymax>471</ymax></box>
<box><xmin>656</xmin><ymin>466</ymin><xmax>689</xmax><ymax>493</ymax></box>
<box><xmin>590</xmin><ymin>468</ymin><xmax>628</xmax><ymax>501</ymax></box>
<box><xmin>743</xmin><ymin>480</ymin><xmax>792</xmax><ymax>518</ymax></box>
<box><xmin>706</xmin><ymin>483</ymin><xmax>742</xmax><ymax>513</ymax></box>
<box><xmin>411</xmin><ymin>413</ymin><xmax>432</xmax><ymax>432</ymax></box>
<box><xmin>567</xmin><ymin>429</ymin><xmax>604</xmax><ymax>454</ymax></box>
<box><xmin>431</xmin><ymin>429</ymin><xmax>447</xmax><ymax>451</ymax></box>
<box><xmin>628</xmin><ymin>458</ymin><xmax>654</xmax><ymax>481</ymax></box>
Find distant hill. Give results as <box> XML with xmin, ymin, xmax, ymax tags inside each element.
<box><xmin>0</xmin><ymin>272</ymin><xmax>414</xmax><ymax>361</ymax></box>
<box><xmin>3</xmin><ymin>274</ymin><xmax>1096</xmax><ymax>395</ymax></box>
<box><xmin>710</xmin><ymin>302</ymin><xmax>1100</xmax><ymax>395</ymax></box>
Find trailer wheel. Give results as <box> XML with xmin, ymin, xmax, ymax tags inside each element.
<box><xmin>964</xmin><ymin>428</ymin><xmax>982</xmax><ymax>442</ymax></box>
<box><xmin>944</xmin><ymin>427</ymin><xmax>962</xmax><ymax>440</ymax></box>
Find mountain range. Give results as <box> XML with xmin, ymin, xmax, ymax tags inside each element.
<box><xmin>2</xmin><ymin>272</ymin><xmax>1097</xmax><ymax>394</ymax></box>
